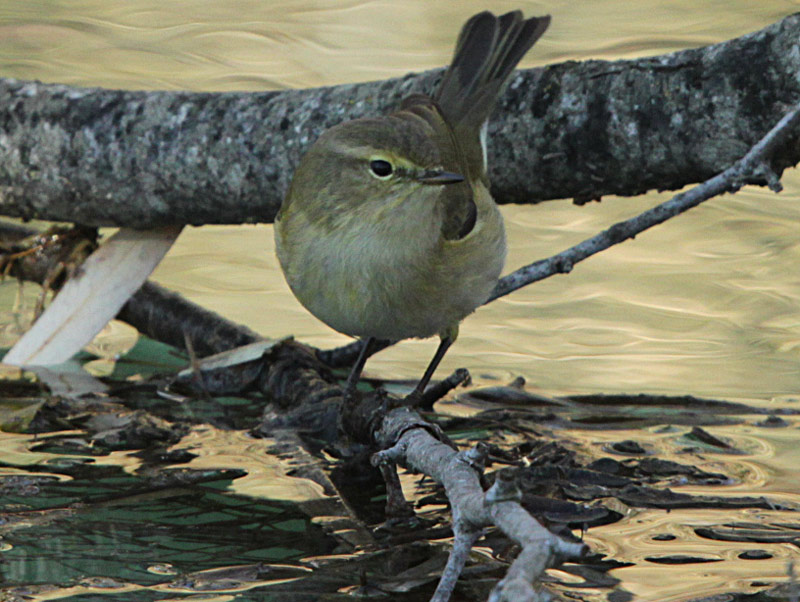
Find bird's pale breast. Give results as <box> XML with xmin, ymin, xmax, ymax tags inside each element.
<box><xmin>274</xmin><ymin>179</ymin><xmax>505</xmax><ymax>341</ymax></box>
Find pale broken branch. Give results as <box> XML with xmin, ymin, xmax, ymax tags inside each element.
<box><xmin>0</xmin><ymin>223</ymin><xmax>261</xmax><ymax>361</ymax></box>
<box><xmin>3</xmin><ymin>226</ymin><xmax>182</xmax><ymax>366</ymax></box>
<box><xmin>489</xmin><ymin>100</ymin><xmax>800</xmax><ymax>302</ymax></box>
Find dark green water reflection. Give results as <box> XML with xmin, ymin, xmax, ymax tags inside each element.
<box><xmin>1</xmin><ymin>460</ymin><xmax>331</xmax><ymax>591</ymax></box>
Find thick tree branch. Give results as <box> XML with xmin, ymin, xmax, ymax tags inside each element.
<box><xmin>0</xmin><ymin>15</ymin><xmax>799</xmax><ymax>226</ymax></box>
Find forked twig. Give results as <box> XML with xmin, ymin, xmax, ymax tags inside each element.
<box><xmin>373</xmin><ymin>410</ymin><xmax>587</xmax><ymax>602</ymax></box>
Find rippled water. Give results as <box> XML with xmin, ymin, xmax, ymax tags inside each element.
<box><xmin>1</xmin><ymin>0</ymin><xmax>798</xmax><ymax>398</ymax></box>
<box><xmin>1</xmin><ymin>1</ymin><xmax>799</xmax><ymax>600</ymax></box>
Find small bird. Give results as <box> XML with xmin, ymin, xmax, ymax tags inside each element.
<box><xmin>275</xmin><ymin>11</ymin><xmax>550</xmax><ymax>403</ymax></box>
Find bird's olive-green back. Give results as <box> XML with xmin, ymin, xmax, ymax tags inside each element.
<box><xmin>279</xmin><ymin>10</ymin><xmax>550</xmax><ymax>242</ymax></box>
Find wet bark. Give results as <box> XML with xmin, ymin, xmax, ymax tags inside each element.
<box><xmin>0</xmin><ymin>14</ymin><xmax>798</xmax><ymax>227</ymax></box>
<box><xmin>118</xmin><ymin>281</ymin><xmax>262</xmax><ymax>358</ymax></box>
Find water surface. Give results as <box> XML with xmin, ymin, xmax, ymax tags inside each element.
<box><xmin>0</xmin><ymin>1</ymin><xmax>799</xmax><ymax>600</ymax></box>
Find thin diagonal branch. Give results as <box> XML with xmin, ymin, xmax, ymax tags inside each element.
<box><xmin>488</xmin><ymin>100</ymin><xmax>800</xmax><ymax>302</ymax></box>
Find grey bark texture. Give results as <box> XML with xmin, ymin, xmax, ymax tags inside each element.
<box><xmin>373</xmin><ymin>410</ymin><xmax>587</xmax><ymax>602</ymax></box>
<box><xmin>0</xmin><ymin>14</ymin><xmax>799</xmax><ymax>227</ymax></box>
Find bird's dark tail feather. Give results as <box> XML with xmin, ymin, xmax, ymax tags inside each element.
<box><xmin>435</xmin><ymin>11</ymin><xmax>550</xmax><ymax>135</ymax></box>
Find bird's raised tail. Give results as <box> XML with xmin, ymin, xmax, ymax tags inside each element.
<box><xmin>435</xmin><ymin>11</ymin><xmax>550</xmax><ymax>174</ymax></box>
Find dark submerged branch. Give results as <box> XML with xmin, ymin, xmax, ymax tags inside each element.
<box><xmin>118</xmin><ymin>281</ymin><xmax>261</xmax><ymax>357</ymax></box>
<box><xmin>0</xmin><ymin>15</ymin><xmax>799</xmax><ymax>226</ymax></box>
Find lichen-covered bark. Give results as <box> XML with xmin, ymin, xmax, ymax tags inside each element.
<box><xmin>0</xmin><ymin>14</ymin><xmax>798</xmax><ymax>227</ymax></box>
<box><xmin>501</xmin><ymin>13</ymin><xmax>800</xmax><ymax>204</ymax></box>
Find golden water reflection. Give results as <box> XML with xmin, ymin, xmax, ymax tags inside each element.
<box><xmin>3</xmin><ymin>412</ymin><xmax>799</xmax><ymax>601</ymax></box>
<box><xmin>587</xmin><ymin>507</ymin><xmax>797</xmax><ymax>601</ymax></box>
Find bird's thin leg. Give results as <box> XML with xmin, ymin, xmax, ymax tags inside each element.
<box><xmin>404</xmin><ymin>335</ymin><xmax>454</xmax><ymax>405</ymax></box>
<box><xmin>343</xmin><ymin>337</ymin><xmax>377</xmax><ymax>400</ymax></box>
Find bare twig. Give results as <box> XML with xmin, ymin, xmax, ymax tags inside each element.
<box><xmin>489</xmin><ymin>100</ymin><xmax>800</xmax><ymax>301</ymax></box>
<box><xmin>432</xmin><ymin>524</ymin><xmax>482</xmax><ymax>602</ymax></box>
<box><xmin>487</xmin><ymin>469</ymin><xmax>573</xmax><ymax>601</ymax></box>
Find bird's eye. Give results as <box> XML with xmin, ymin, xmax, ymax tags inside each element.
<box><xmin>369</xmin><ymin>159</ymin><xmax>393</xmax><ymax>178</ymax></box>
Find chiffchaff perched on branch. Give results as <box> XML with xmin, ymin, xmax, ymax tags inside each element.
<box><xmin>275</xmin><ymin>11</ymin><xmax>550</xmax><ymax>404</ymax></box>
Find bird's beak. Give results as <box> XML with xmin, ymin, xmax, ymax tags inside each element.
<box><xmin>417</xmin><ymin>170</ymin><xmax>465</xmax><ymax>185</ymax></box>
